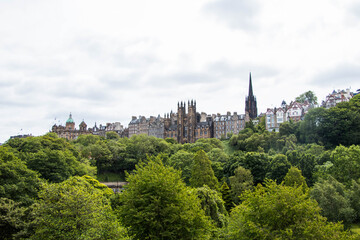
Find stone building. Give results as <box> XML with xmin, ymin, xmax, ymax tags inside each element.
<box><xmin>128</xmin><ymin>115</ymin><xmax>164</xmax><ymax>138</ymax></box>
<box><xmin>322</xmin><ymin>89</ymin><xmax>353</xmax><ymax>109</ymax></box>
<box><xmin>127</xmin><ymin>73</ymin><xmax>257</xmax><ymax>142</ymax></box>
<box><xmin>51</xmin><ymin>113</ymin><xmax>92</xmax><ymax>140</ymax></box>
<box><xmin>265</xmin><ymin>100</ymin><xmax>311</xmax><ymax>132</ymax></box>
<box><xmin>162</xmin><ymin>100</ymin><xmax>214</xmax><ymax>143</ymax></box>
<box><xmin>92</xmin><ymin>122</ymin><xmax>127</xmax><ymax>138</ymax></box>
<box><xmin>52</xmin><ymin>114</ymin><xmax>127</xmax><ymax>140</ymax></box>
<box><xmin>213</xmin><ymin>112</ymin><xmax>245</xmax><ymax>139</ymax></box>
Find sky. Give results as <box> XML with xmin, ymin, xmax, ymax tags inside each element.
<box><xmin>0</xmin><ymin>0</ymin><xmax>360</xmax><ymax>143</ymax></box>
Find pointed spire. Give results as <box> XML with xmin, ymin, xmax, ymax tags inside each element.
<box><xmin>248</xmin><ymin>72</ymin><xmax>253</xmax><ymax>97</ymax></box>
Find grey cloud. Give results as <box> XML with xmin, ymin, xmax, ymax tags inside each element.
<box><xmin>207</xmin><ymin>61</ymin><xmax>279</xmax><ymax>78</ymax></box>
<box><xmin>100</xmin><ymin>73</ymin><xmax>140</xmax><ymax>89</ymax></box>
<box><xmin>203</xmin><ymin>0</ymin><xmax>259</xmax><ymax>30</ymax></box>
<box><xmin>312</xmin><ymin>64</ymin><xmax>360</xmax><ymax>86</ymax></box>
<box><xmin>351</xmin><ymin>3</ymin><xmax>360</xmax><ymax>19</ymax></box>
<box><xmin>112</xmin><ymin>51</ymin><xmax>159</xmax><ymax>69</ymax></box>
<box><xmin>149</xmin><ymin>72</ymin><xmax>217</xmax><ymax>88</ymax></box>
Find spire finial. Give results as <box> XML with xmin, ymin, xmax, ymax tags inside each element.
<box><xmin>248</xmin><ymin>72</ymin><xmax>253</xmax><ymax>97</ymax></box>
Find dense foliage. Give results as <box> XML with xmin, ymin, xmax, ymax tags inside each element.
<box><xmin>1</xmin><ymin>94</ymin><xmax>359</xmax><ymax>239</ymax></box>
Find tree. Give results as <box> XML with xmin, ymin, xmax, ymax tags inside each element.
<box><xmin>348</xmin><ymin>179</ymin><xmax>360</xmax><ymax>222</ymax></box>
<box><xmin>220</xmin><ymin>182</ymin><xmax>233</xmax><ymax>212</ymax></box>
<box><xmin>283</xmin><ymin>167</ymin><xmax>308</xmax><ymax>192</ymax></box>
<box><xmin>226</xmin><ymin>180</ymin><xmax>354</xmax><ymax>240</ymax></box>
<box><xmin>330</xmin><ymin>145</ymin><xmax>360</xmax><ymax>186</ymax></box>
<box><xmin>106</xmin><ymin>131</ymin><xmax>120</xmax><ymax>140</ymax></box>
<box><xmin>31</xmin><ymin>176</ymin><xmax>128</xmax><ymax>240</ymax></box>
<box><xmin>190</xmin><ymin>150</ymin><xmax>219</xmax><ymax>190</ymax></box>
<box><xmin>296</xmin><ymin>90</ymin><xmax>318</xmax><ymax>105</ymax></box>
<box><xmin>27</xmin><ymin>149</ymin><xmax>84</xmax><ymax>183</ymax></box>
<box><xmin>241</xmin><ymin>152</ymin><xmax>270</xmax><ymax>185</ymax></box>
<box><xmin>229</xmin><ymin>166</ymin><xmax>253</xmax><ymax>204</ymax></box>
<box><xmin>266</xmin><ymin>154</ymin><xmax>291</xmax><ymax>183</ymax></box>
<box><xmin>193</xmin><ymin>185</ymin><xmax>228</xmax><ymax>228</ymax></box>
<box><xmin>310</xmin><ymin>176</ymin><xmax>355</xmax><ymax>227</ymax></box>
<box><xmin>168</xmin><ymin>150</ymin><xmax>194</xmax><ymax>184</ymax></box>
<box><xmin>116</xmin><ymin>158</ymin><xmax>212</xmax><ymax>240</ymax></box>
<box><xmin>0</xmin><ymin>198</ymin><xmax>29</xmax><ymax>240</ymax></box>
<box><xmin>318</xmin><ymin>108</ymin><xmax>360</xmax><ymax>147</ymax></box>
<box><xmin>81</xmin><ymin>141</ymin><xmax>113</xmax><ymax>174</ymax></box>
<box><xmin>0</xmin><ymin>147</ymin><xmax>42</xmax><ymax>206</ymax></box>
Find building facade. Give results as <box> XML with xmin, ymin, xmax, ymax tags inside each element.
<box><xmin>265</xmin><ymin>100</ymin><xmax>311</xmax><ymax>132</ymax></box>
<box><xmin>213</xmin><ymin>112</ymin><xmax>245</xmax><ymax>139</ymax></box>
<box><xmin>52</xmin><ymin>113</ymin><xmax>93</xmax><ymax>140</ymax></box>
<box><xmin>322</xmin><ymin>89</ymin><xmax>353</xmax><ymax>108</ymax></box>
<box><xmin>52</xmin><ymin>114</ymin><xmax>127</xmax><ymax>140</ymax></box>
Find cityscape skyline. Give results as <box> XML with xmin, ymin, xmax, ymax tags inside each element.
<box><xmin>1</xmin><ymin>0</ymin><xmax>360</xmax><ymax>143</ymax></box>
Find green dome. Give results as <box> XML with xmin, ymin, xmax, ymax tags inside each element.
<box><xmin>66</xmin><ymin>113</ymin><xmax>74</xmax><ymax>124</ymax></box>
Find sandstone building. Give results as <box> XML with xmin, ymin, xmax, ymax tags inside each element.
<box><xmin>128</xmin><ymin>73</ymin><xmax>256</xmax><ymax>142</ymax></box>
<box><xmin>52</xmin><ymin>113</ymin><xmax>127</xmax><ymax>140</ymax></box>
<box><xmin>51</xmin><ymin>113</ymin><xmax>92</xmax><ymax>140</ymax></box>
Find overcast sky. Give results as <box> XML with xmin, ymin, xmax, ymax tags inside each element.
<box><xmin>1</xmin><ymin>0</ymin><xmax>359</xmax><ymax>143</ymax></box>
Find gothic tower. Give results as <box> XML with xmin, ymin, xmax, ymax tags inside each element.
<box><xmin>187</xmin><ymin>100</ymin><xmax>196</xmax><ymax>143</ymax></box>
<box><xmin>177</xmin><ymin>102</ymin><xmax>186</xmax><ymax>143</ymax></box>
<box><xmin>245</xmin><ymin>73</ymin><xmax>258</xmax><ymax>119</ymax></box>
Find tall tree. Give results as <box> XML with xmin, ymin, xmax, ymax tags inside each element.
<box><xmin>168</xmin><ymin>150</ymin><xmax>194</xmax><ymax>184</ymax></box>
<box><xmin>283</xmin><ymin>166</ymin><xmax>308</xmax><ymax>192</ymax></box>
<box><xmin>330</xmin><ymin>145</ymin><xmax>360</xmax><ymax>186</ymax></box>
<box><xmin>296</xmin><ymin>90</ymin><xmax>318</xmax><ymax>105</ymax></box>
<box><xmin>0</xmin><ymin>147</ymin><xmax>42</xmax><ymax>206</ymax></box>
<box><xmin>226</xmin><ymin>180</ymin><xmax>354</xmax><ymax>240</ymax></box>
<box><xmin>117</xmin><ymin>158</ymin><xmax>212</xmax><ymax>240</ymax></box>
<box><xmin>190</xmin><ymin>150</ymin><xmax>219</xmax><ymax>190</ymax></box>
<box><xmin>220</xmin><ymin>182</ymin><xmax>233</xmax><ymax>212</ymax></box>
<box><xmin>266</xmin><ymin>154</ymin><xmax>291</xmax><ymax>183</ymax></box>
<box><xmin>193</xmin><ymin>185</ymin><xmax>228</xmax><ymax>229</ymax></box>
<box><xmin>310</xmin><ymin>176</ymin><xmax>355</xmax><ymax>227</ymax></box>
<box><xmin>31</xmin><ymin>176</ymin><xmax>128</xmax><ymax>240</ymax></box>
<box><xmin>229</xmin><ymin>166</ymin><xmax>253</xmax><ymax>204</ymax></box>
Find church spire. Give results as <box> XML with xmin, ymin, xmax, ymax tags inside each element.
<box><xmin>248</xmin><ymin>72</ymin><xmax>253</xmax><ymax>97</ymax></box>
<box><xmin>245</xmin><ymin>72</ymin><xmax>257</xmax><ymax>119</ymax></box>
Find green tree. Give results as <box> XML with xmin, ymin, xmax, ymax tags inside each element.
<box><xmin>283</xmin><ymin>166</ymin><xmax>308</xmax><ymax>192</ymax></box>
<box><xmin>241</xmin><ymin>152</ymin><xmax>270</xmax><ymax>185</ymax></box>
<box><xmin>296</xmin><ymin>90</ymin><xmax>318</xmax><ymax>105</ymax></box>
<box><xmin>318</xmin><ymin>108</ymin><xmax>360</xmax><ymax>147</ymax></box>
<box><xmin>31</xmin><ymin>176</ymin><xmax>128</xmax><ymax>240</ymax></box>
<box><xmin>0</xmin><ymin>147</ymin><xmax>42</xmax><ymax>206</ymax></box>
<box><xmin>193</xmin><ymin>185</ymin><xmax>228</xmax><ymax>228</ymax></box>
<box><xmin>229</xmin><ymin>166</ymin><xmax>253</xmax><ymax>204</ymax></box>
<box><xmin>0</xmin><ymin>198</ymin><xmax>29</xmax><ymax>240</ymax></box>
<box><xmin>266</xmin><ymin>154</ymin><xmax>291</xmax><ymax>183</ymax></box>
<box><xmin>81</xmin><ymin>141</ymin><xmax>113</xmax><ymax>174</ymax></box>
<box><xmin>190</xmin><ymin>150</ymin><xmax>219</xmax><ymax>190</ymax></box>
<box><xmin>106</xmin><ymin>131</ymin><xmax>120</xmax><ymax>140</ymax></box>
<box><xmin>348</xmin><ymin>179</ymin><xmax>360</xmax><ymax>222</ymax></box>
<box><xmin>310</xmin><ymin>176</ymin><xmax>355</xmax><ymax>227</ymax></box>
<box><xmin>220</xmin><ymin>182</ymin><xmax>233</xmax><ymax>212</ymax></box>
<box><xmin>226</xmin><ymin>180</ymin><xmax>354</xmax><ymax>240</ymax></box>
<box><xmin>330</xmin><ymin>145</ymin><xmax>360</xmax><ymax>186</ymax></box>
<box><xmin>27</xmin><ymin>149</ymin><xmax>83</xmax><ymax>183</ymax></box>
<box><xmin>168</xmin><ymin>150</ymin><xmax>194</xmax><ymax>184</ymax></box>
<box><xmin>117</xmin><ymin>158</ymin><xmax>212</xmax><ymax>240</ymax></box>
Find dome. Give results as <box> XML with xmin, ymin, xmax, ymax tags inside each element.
<box><xmin>66</xmin><ymin>113</ymin><xmax>74</xmax><ymax>124</ymax></box>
